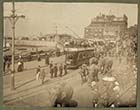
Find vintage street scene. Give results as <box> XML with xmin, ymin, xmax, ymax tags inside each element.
<box><xmin>3</xmin><ymin>2</ymin><xmax>137</xmax><ymax>107</ymax></box>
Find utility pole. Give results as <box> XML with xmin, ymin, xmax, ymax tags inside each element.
<box><xmin>54</xmin><ymin>24</ymin><xmax>59</xmax><ymax>43</ymax></box>
<box><xmin>55</xmin><ymin>25</ymin><xmax>58</xmax><ymax>35</ymax></box>
<box><xmin>4</xmin><ymin>0</ymin><xmax>25</xmax><ymax>90</ymax></box>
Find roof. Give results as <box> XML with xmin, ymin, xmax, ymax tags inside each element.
<box><xmin>92</xmin><ymin>14</ymin><xmax>126</xmax><ymax>22</ymax></box>
<box><xmin>64</xmin><ymin>47</ymin><xmax>95</xmax><ymax>52</ymax></box>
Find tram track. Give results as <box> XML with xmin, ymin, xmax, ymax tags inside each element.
<box><xmin>4</xmin><ymin>69</ymin><xmax>79</xmax><ymax>105</ymax></box>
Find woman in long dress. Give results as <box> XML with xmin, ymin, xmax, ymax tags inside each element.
<box><xmin>36</xmin><ymin>66</ymin><xmax>41</xmax><ymax>80</ymax></box>
<box><xmin>40</xmin><ymin>69</ymin><xmax>46</xmax><ymax>84</ymax></box>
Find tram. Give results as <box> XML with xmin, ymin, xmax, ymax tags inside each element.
<box><xmin>65</xmin><ymin>47</ymin><xmax>95</xmax><ymax>69</ymax></box>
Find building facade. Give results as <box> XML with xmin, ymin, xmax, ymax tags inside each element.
<box><xmin>84</xmin><ymin>14</ymin><xmax>128</xmax><ymax>41</ymax></box>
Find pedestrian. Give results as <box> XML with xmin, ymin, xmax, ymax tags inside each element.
<box><xmin>3</xmin><ymin>57</ymin><xmax>6</xmax><ymax>72</ymax></box>
<box><xmin>104</xmin><ymin>59</ymin><xmax>113</xmax><ymax>75</ymax></box>
<box><xmin>36</xmin><ymin>65</ymin><xmax>41</xmax><ymax>81</ymax></box>
<box><xmin>18</xmin><ymin>55</ymin><xmax>22</xmax><ymax>62</ymax></box>
<box><xmin>7</xmin><ymin>68</ymin><xmax>12</xmax><ymax>76</ymax></box>
<box><xmin>49</xmin><ymin>61</ymin><xmax>54</xmax><ymax>78</ymax></box>
<box><xmin>88</xmin><ymin>60</ymin><xmax>99</xmax><ymax>86</ymax></box>
<box><xmin>64</xmin><ymin>63</ymin><xmax>67</xmax><ymax>75</ymax></box>
<box><xmin>17</xmin><ymin>61</ymin><xmax>22</xmax><ymax>72</ymax></box>
<box><xmin>45</xmin><ymin>53</ymin><xmax>50</xmax><ymax>65</ymax></box>
<box><xmin>37</xmin><ymin>53</ymin><xmax>41</xmax><ymax>61</ymax></box>
<box><xmin>7</xmin><ymin>59</ymin><xmax>11</xmax><ymax>70</ymax></box>
<box><xmin>40</xmin><ymin>69</ymin><xmax>46</xmax><ymax>84</ymax></box>
<box><xmin>18</xmin><ymin>55</ymin><xmax>24</xmax><ymax>71</ymax></box>
<box><xmin>28</xmin><ymin>53</ymin><xmax>32</xmax><ymax>61</ymax></box>
<box><xmin>59</xmin><ymin>64</ymin><xmax>63</xmax><ymax>77</ymax></box>
<box><xmin>20</xmin><ymin>59</ymin><xmax>24</xmax><ymax>71</ymax></box>
<box><xmin>53</xmin><ymin>63</ymin><xmax>58</xmax><ymax>77</ymax></box>
<box><xmin>79</xmin><ymin>64</ymin><xmax>89</xmax><ymax>84</ymax></box>
<box><xmin>19</xmin><ymin>55</ymin><xmax>22</xmax><ymax>59</ymax></box>
<box><xmin>36</xmin><ymin>65</ymin><xmax>41</xmax><ymax>73</ymax></box>
<box><xmin>49</xmin><ymin>61</ymin><xmax>53</xmax><ymax>68</ymax></box>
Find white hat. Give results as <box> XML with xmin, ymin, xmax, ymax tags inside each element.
<box><xmin>91</xmin><ymin>81</ymin><xmax>96</xmax><ymax>87</ymax></box>
<box><xmin>102</xmin><ymin>76</ymin><xmax>115</xmax><ymax>82</ymax></box>
<box><xmin>115</xmin><ymin>81</ymin><xmax>119</xmax><ymax>86</ymax></box>
<box><xmin>113</xmin><ymin>86</ymin><xmax>120</xmax><ymax>92</ymax></box>
<box><xmin>111</xmin><ymin>104</ymin><xmax>115</xmax><ymax>108</ymax></box>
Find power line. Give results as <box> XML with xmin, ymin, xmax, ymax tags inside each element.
<box><xmin>56</xmin><ymin>24</ymin><xmax>81</xmax><ymax>39</ymax></box>
<box><xmin>65</xmin><ymin>26</ymin><xmax>81</xmax><ymax>39</ymax></box>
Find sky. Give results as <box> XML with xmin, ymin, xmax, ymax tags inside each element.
<box><xmin>4</xmin><ymin>2</ymin><xmax>138</xmax><ymax>38</ymax></box>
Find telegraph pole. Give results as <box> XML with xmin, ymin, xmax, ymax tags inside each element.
<box><xmin>4</xmin><ymin>0</ymin><xmax>25</xmax><ymax>90</ymax></box>
<box><xmin>55</xmin><ymin>25</ymin><xmax>58</xmax><ymax>35</ymax></box>
<box><xmin>54</xmin><ymin>24</ymin><xmax>58</xmax><ymax>43</ymax></box>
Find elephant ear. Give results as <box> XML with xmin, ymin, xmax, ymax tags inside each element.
<box><xmin>61</xmin><ymin>92</ymin><xmax>67</xmax><ymax>99</ymax></box>
<box><xmin>45</xmin><ymin>86</ymin><xmax>60</xmax><ymax>106</ymax></box>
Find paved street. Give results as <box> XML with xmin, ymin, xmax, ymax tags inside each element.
<box><xmin>3</xmin><ymin>55</ymin><xmax>65</xmax><ymax>89</ymax></box>
<box><xmin>3</xmin><ymin>56</ymin><xmax>136</xmax><ymax>107</ymax></box>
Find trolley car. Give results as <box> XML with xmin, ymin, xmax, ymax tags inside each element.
<box><xmin>65</xmin><ymin>47</ymin><xmax>95</xmax><ymax>69</ymax></box>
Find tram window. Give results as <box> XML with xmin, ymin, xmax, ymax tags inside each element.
<box><xmin>80</xmin><ymin>53</ymin><xmax>82</xmax><ymax>57</ymax></box>
<box><xmin>83</xmin><ymin>54</ymin><xmax>86</xmax><ymax>59</ymax></box>
<box><xmin>89</xmin><ymin>52</ymin><xmax>91</xmax><ymax>57</ymax></box>
<box><xmin>89</xmin><ymin>51</ymin><xmax>92</xmax><ymax>57</ymax></box>
<box><xmin>86</xmin><ymin>53</ymin><xmax>88</xmax><ymax>58</ymax></box>
<box><xmin>92</xmin><ymin>53</ymin><xmax>95</xmax><ymax>57</ymax></box>
<box><xmin>78</xmin><ymin>53</ymin><xmax>83</xmax><ymax>60</ymax></box>
<box><xmin>86</xmin><ymin>53</ymin><xmax>89</xmax><ymax>57</ymax></box>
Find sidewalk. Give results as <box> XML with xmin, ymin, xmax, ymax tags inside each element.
<box><xmin>4</xmin><ymin>55</ymin><xmax>66</xmax><ymax>75</ymax></box>
<box><xmin>3</xmin><ymin>55</ymin><xmax>66</xmax><ymax>88</ymax></box>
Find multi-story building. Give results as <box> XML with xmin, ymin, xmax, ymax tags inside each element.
<box><xmin>84</xmin><ymin>14</ymin><xmax>128</xmax><ymax>41</ymax></box>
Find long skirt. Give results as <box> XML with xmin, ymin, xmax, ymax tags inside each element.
<box><xmin>36</xmin><ymin>73</ymin><xmax>40</xmax><ymax>80</ymax></box>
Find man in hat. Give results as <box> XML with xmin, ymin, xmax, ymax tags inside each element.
<box><xmin>53</xmin><ymin>63</ymin><xmax>58</xmax><ymax>77</ymax></box>
<box><xmin>37</xmin><ymin>53</ymin><xmax>41</xmax><ymax>61</ymax></box>
<box><xmin>59</xmin><ymin>64</ymin><xmax>63</xmax><ymax>77</ymax></box>
<box><xmin>49</xmin><ymin>61</ymin><xmax>54</xmax><ymax>78</ymax></box>
<box><xmin>79</xmin><ymin>63</ymin><xmax>89</xmax><ymax>84</ymax></box>
<box><xmin>7</xmin><ymin>58</ymin><xmax>11</xmax><ymax>70</ymax></box>
<box><xmin>3</xmin><ymin>56</ymin><xmax>6</xmax><ymax>72</ymax></box>
<box><xmin>40</xmin><ymin>69</ymin><xmax>46</xmax><ymax>84</ymax></box>
<box><xmin>36</xmin><ymin>65</ymin><xmax>41</xmax><ymax>80</ymax></box>
<box><xmin>88</xmin><ymin>59</ymin><xmax>99</xmax><ymax>86</ymax></box>
<box><xmin>64</xmin><ymin>63</ymin><xmax>68</xmax><ymax>75</ymax></box>
<box><xmin>45</xmin><ymin>53</ymin><xmax>50</xmax><ymax>65</ymax></box>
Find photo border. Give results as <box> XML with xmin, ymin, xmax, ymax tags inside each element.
<box><xmin>0</xmin><ymin>0</ymin><xmax>139</xmax><ymax>110</ymax></box>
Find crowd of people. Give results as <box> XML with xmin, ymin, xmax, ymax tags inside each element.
<box><xmin>78</xmin><ymin>53</ymin><xmax>120</xmax><ymax>107</ymax></box>
<box><xmin>77</xmin><ymin>39</ymin><xmax>137</xmax><ymax>107</ymax></box>
<box><xmin>35</xmin><ymin>60</ymin><xmax>68</xmax><ymax>85</ymax></box>
<box><xmin>79</xmin><ymin>53</ymin><xmax>113</xmax><ymax>84</ymax></box>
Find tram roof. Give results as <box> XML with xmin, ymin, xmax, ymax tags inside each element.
<box><xmin>87</xmin><ymin>38</ymin><xmax>116</xmax><ymax>43</ymax></box>
<box><xmin>64</xmin><ymin>47</ymin><xmax>95</xmax><ymax>52</ymax></box>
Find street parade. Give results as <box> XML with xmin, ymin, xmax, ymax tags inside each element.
<box><xmin>3</xmin><ymin>2</ymin><xmax>137</xmax><ymax>108</ymax></box>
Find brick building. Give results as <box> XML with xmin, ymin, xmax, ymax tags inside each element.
<box><xmin>84</xmin><ymin>14</ymin><xmax>128</xmax><ymax>41</ymax></box>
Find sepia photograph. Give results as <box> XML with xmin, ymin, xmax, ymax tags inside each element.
<box><xmin>3</xmin><ymin>2</ymin><xmax>138</xmax><ymax>108</ymax></box>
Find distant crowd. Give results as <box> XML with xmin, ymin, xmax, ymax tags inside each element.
<box><xmin>36</xmin><ymin>61</ymin><xmax>68</xmax><ymax>84</ymax></box>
